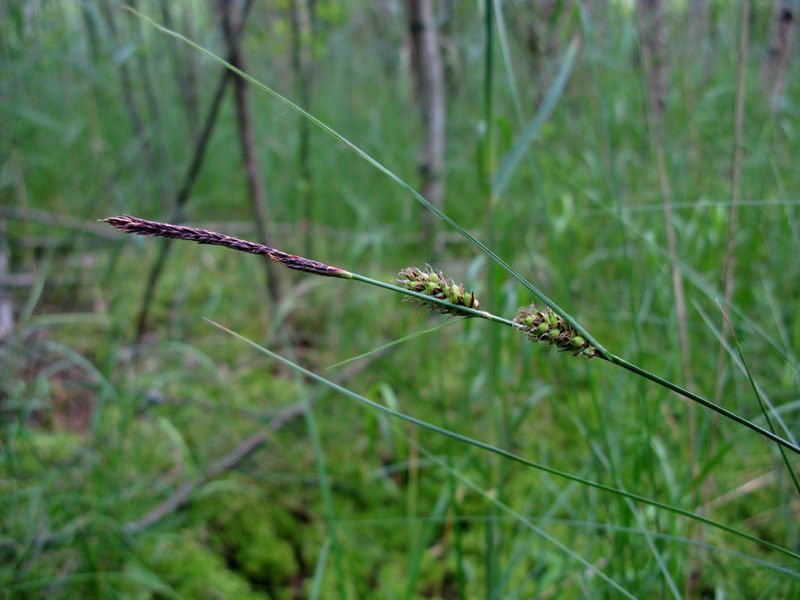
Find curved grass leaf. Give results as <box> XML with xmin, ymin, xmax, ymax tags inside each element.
<box><xmin>327</xmin><ymin>318</ymin><xmax>466</xmax><ymax>370</ymax></box>
<box><xmin>492</xmin><ymin>38</ymin><xmax>579</xmax><ymax>199</ymax></box>
<box><xmin>127</xmin><ymin>9</ymin><xmax>800</xmax><ymax>455</ymax></box>
<box><xmin>125</xmin><ymin>7</ymin><xmax>609</xmax><ymax>359</ymax></box>
<box><xmin>206</xmin><ymin>318</ymin><xmax>800</xmax><ymax>564</ymax></box>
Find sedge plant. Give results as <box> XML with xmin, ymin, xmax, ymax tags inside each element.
<box><xmin>7</xmin><ymin>2</ymin><xmax>800</xmax><ymax>598</ymax></box>
<box><xmin>123</xmin><ymin>6</ymin><xmax>800</xmax><ymax>456</ymax></box>
<box><xmin>101</xmin><ymin>7</ymin><xmax>800</xmax><ymax>594</ymax></box>
<box><xmin>102</xmin><ymin>214</ymin><xmax>800</xmax><ymax>460</ymax></box>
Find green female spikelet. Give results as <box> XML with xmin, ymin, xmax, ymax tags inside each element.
<box><xmin>513</xmin><ymin>303</ymin><xmax>597</xmax><ymax>359</ymax></box>
<box><xmin>394</xmin><ymin>265</ymin><xmax>480</xmax><ymax>315</ymax></box>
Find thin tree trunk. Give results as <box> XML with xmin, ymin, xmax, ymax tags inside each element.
<box><xmin>405</xmin><ymin>0</ymin><xmax>447</xmax><ymax>256</ymax></box>
<box><xmin>221</xmin><ymin>0</ymin><xmax>282</xmax><ymax>304</ymax></box>
<box><xmin>762</xmin><ymin>0</ymin><xmax>797</xmax><ymax>109</ymax></box>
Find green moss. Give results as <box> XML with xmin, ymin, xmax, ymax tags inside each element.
<box><xmin>194</xmin><ymin>489</ymin><xmax>300</xmax><ymax>592</ymax></box>
<box><xmin>3</xmin><ymin>430</ymin><xmax>82</xmax><ymax>476</ymax></box>
<box><xmin>130</xmin><ymin>532</ymin><xmax>265</xmax><ymax>600</ymax></box>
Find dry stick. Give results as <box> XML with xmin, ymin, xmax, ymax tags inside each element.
<box><xmin>134</xmin><ymin>0</ymin><xmax>257</xmax><ymax>340</ymax></box>
<box><xmin>635</xmin><ymin>1</ymin><xmax>697</xmax><ymax>454</ymax></box>
<box><xmin>124</xmin><ymin>428</ymin><xmax>272</xmax><ymax>534</ymax></box>
<box><xmin>221</xmin><ymin>0</ymin><xmax>282</xmax><ymax>304</ymax></box>
<box><xmin>0</xmin><ymin>368</ymin><xmax>360</xmax><ymax>552</ymax></box>
<box><xmin>0</xmin><ymin>410</ymin><xmax>291</xmax><ymax>549</ymax></box>
<box><xmin>3</xmin><ymin>354</ymin><xmax>375</xmax><ymax>551</ymax></box>
<box><xmin>688</xmin><ymin>4</ymin><xmax>751</xmax><ymax>598</ymax></box>
<box><xmin>405</xmin><ymin>0</ymin><xmax>447</xmax><ymax>258</ymax></box>
<box><xmin>130</xmin><ymin>343</ymin><xmax>352</xmax><ymax>594</ymax></box>
<box><xmin>123</xmin><ymin>394</ymin><xmax>319</xmax><ymax>534</ymax></box>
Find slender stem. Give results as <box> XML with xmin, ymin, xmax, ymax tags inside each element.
<box><xmin>125</xmin><ymin>6</ymin><xmax>610</xmax><ymax>360</ymax></box>
<box><xmin>608</xmin><ymin>354</ymin><xmax>800</xmax><ymax>455</ymax></box>
<box><xmin>103</xmin><ymin>215</ymin><xmax>800</xmax><ymax>457</ymax></box>
<box><xmin>349</xmin><ymin>273</ymin><xmax>514</xmax><ymax>326</ymax></box>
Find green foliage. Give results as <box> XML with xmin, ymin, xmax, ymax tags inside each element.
<box><xmin>129</xmin><ymin>532</ymin><xmax>265</xmax><ymax>600</ymax></box>
<box><xmin>3</xmin><ymin>0</ymin><xmax>800</xmax><ymax>598</ymax></box>
<box><xmin>194</xmin><ymin>488</ymin><xmax>300</xmax><ymax>592</ymax></box>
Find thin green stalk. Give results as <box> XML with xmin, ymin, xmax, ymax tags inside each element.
<box><xmin>492</xmin><ymin>0</ymin><xmax>524</xmax><ymax>125</ymax></box>
<box><xmin>281</xmin><ymin>330</ymin><xmax>348</xmax><ymax>598</ymax></box>
<box><xmin>585</xmin><ymin>191</ymin><xmax>800</xmax><ymax>383</ymax></box>
<box><xmin>576</xmin><ymin>3</ymin><xmax>663</xmax><ymax>541</ymax></box>
<box><xmin>576</xmin><ymin>2</ymin><xmax>643</xmax><ymax>358</ymax></box>
<box><xmin>363</xmin><ymin>267</ymin><xmax>800</xmax><ymax>454</ymax></box>
<box><xmin>403</xmin><ymin>447</ymin><xmax>462</xmax><ymax>599</ymax></box>
<box><xmin>103</xmin><ymin>214</ymin><xmax>800</xmax><ymax>455</ymax></box>
<box><xmin>309</xmin><ymin>537</ymin><xmax>333</xmax><ymax>600</ymax></box>
<box><xmin>405</xmin><ymin>426</ymin><xmax>421</xmax><ymax>600</ymax></box>
<box><xmin>113</xmin><ymin>11</ymin><xmax>800</xmax><ymax>458</ymax></box>
<box><xmin>481</xmin><ymin>4</ymin><xmax>501</xmax><ymax>592</ymax></box>
<box><xmin>694</xmin><ymin>301</ymin><xmax>798</xmax><ymax>447</ymax></box>
<box><xmin>579</xmin><ymin>362</ymin><xmax>681</xmax><ymax>598</ymax></box>
<box><xmin>125</xmin><ymin>5</ymin><xmax>609</xmax><ymax>360</ymax></box>
<box><xmin>719</xmin><ymin>303</ymin><xmax>800</xmax><ymax>498</ymax></box>
<box><xmin>607</xmin><ymin>354</ymin><xmax>799</xmax><ymax>455</ymax></box>
<box><xmin>444</xmin><ymin>408</ymin><xmax>467</xmax><ymax>600</ymax></box>
<box><xmin>206</xmin><ymin>318</ymin><xmax>800</xmax><ymax>563</ymax></box>
<box><xmin>492</xmin><ymin>38</ymin><xmax>579</xmax><ymax>200</ymax></box>
<box><xmin>327</xmin><ymin>318</ymin><xmax>465</xmax><ymax>369</ymax></box>
<box><xmin>410</xmin><ymin>436</ymin><xmax>637</xmax><ymax>600</ymax></box>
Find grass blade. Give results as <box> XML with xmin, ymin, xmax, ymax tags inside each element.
<box><xmin>717</xmin><ymin>302</ymin><xmax>800</xmax><ymax>498</ymax></box>
<box><xmin>327</xmin><ymin>318</ymin><xmax>466</xmax><ymax>370</ymax></box>
<box><xmin>125</xmin><ymin>6</ymin><xmax>609</xmax><ymax>359</ymax></box>
<box><xmin>493</xmin><ymin>37</ymin><xmax>579</xmax><ymax>199</ymax></box>
<box><xmin>205</xmin><ymin>318</ymin><xmax>800</xmax><ymax>563</ymax></box>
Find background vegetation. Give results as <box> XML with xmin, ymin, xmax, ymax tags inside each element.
<box><xmin>2</xmin><ymin>0</ymin><xmax>799</xmax><ymax>598</ymax></box>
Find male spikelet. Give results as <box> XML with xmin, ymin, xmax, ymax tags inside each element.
<box><xmin>394</xmin><ymin>265</ymin><xmax>480</xmax><ymax>315</ymax></box>
<box><xmin>513</xmin><ymin>303</ymin><xmax>597</xmax><ymax>358</ymax></box>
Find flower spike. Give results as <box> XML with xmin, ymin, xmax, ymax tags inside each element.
<box><xmin>394</xmin><ymin>265</ymin><xmax>480</xmax><ymax>315</ymax></box>
<box><xmin>513</xmin><ymin>303</ymin><xmax>597</xmax><ymax>359</ymax></box>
